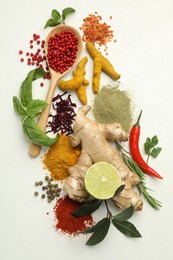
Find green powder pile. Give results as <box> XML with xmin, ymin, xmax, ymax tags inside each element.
<box><xmin>92</xmin><ymin>84</ymin><xmax>133</xmax><ymax>133</ymax></box>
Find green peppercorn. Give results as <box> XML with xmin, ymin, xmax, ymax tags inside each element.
<box><xmin>34</xmin><ymin>191</ymin><xmax>39</xmax><ymax>196</ymax></box>
<box><xmin>45</xmin><ymin>176</ymin><xmax>49</xmax><ymax>181</ymax></box>
<box><xmin>41</xmin><ymin>194</ymin><xmax>46</xmax><ymax>199</ymax></box>
<box><xmin>35</xmin><ymin>181</ymin><xmax>39</xmax><ymax>186</ymax></box>
<box><xmin>39</xmin><ymin>181</ymin><xmax>43</xmax><ymax>186</ymax></box>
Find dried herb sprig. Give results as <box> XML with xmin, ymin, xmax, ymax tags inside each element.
<box><xmin>116</xmin><ymin>143</ymin><xmax>162</xmax><ymax>210</ymax></box>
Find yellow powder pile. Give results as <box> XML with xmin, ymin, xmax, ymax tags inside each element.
<box><xmin>43</xmin><ymin>134</ymin><xmax>81</xmax><ymax>181</ymax></box>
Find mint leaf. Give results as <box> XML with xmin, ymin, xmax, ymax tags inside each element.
<box><xmin>72</xmin><ymin>199</ymin><xmax>102</xmax><ymax>217</ymax></box>
<box><xmin>62</xmin><ymin>7</ymin><xmax>75</xmax><ymax>21</ymax></box>
<box><xmin>113</xmin><ymin>205</ymin><xmax>134</xmax><ymax>222</ymax></box>
<box><xmin>112</xmin><ymin>219</ymin><xmax>141</xmax><ymax>238</ymax></box>
<box><xmin>26</xmin><ymin>99</ymin><xmax>48</xmax><ymax>117</ymax></box>
<box><xmin>13</xmin><ymin>96</ymin><xmax>26</xmax><ymax>119</ymax></box>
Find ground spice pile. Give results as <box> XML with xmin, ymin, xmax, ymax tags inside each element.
<box><xmin>43</xmin><ymin>134</ymin><xmax>81</xmax><ymax>181</ymax></box>
<box><xmin>54</xmin><ymin>195</ymin><xmax>94</xmax><ymax>235</ymax></box>
<box><xmin>79</xmin><ymin>13</ymin><xmax>116</xmax><ymax>53</ymax></box>
<box><xmin>92</xmin><ymin>83</ymin><xmax>133</xmax><ymax>133</ymax></box>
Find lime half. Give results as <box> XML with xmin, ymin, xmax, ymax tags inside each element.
<box><xmin>84</xmin><ymin>162</ymin><xmax>121</xmax><ymax>200</ymax></box>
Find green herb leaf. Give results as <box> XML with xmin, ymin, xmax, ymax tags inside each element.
<box><xmin>113</xmin><ymin>205</ymin><xmax>134</xmax><ymax>222</ymax></box>
<box><xmin>51</xmin><ymin>9</ymin><xmax>61</xmax><ymax>19</ymax></box>
<box><xmin>20</xmin><ymin>68</ymin><xmax>46</xmax><ymax>107</ymax></box>
<box><xmin>13</xmin><ymin>96</ymin><xmax>26</xmax><ymax>119</ymax></box>
<box><xmin>26</xmin><ymin>99</ymin><xmax>48</xmax><ymax>117</ymax></box>
<box><xmin>62</xmin><ymin>7</ymin><xmax>75</xmax><ymax>21</ymax></box>
<box><xmin>76</xmin><ymin>217</ymin><xmax>109</xmax><ymax>234</ymax></box>
<box><xmin>144</xmin><ymin>135</ymin><xmax>162</xmax><ymax>160</ymax></box>
<box><xmin>112</xmin><ymin>219</ymin><xmax>141</xmax><ymax>238</ymax></box>
<box><xmin>114</xmin><ymin>184</ymin><xmax>125</xmax><ymax>196</ymax></box>
<box><xmin>149</xmin><ymin>147</ymin><xmax>162</xmax><ymax>158</ymax></box>
<box><xmin>85</xmin><ymin>218</ymin><xmax>110</xmax><ymax>246</ymax></box>
<box><xmin>72</xmin><ymin>199</ymin><xmax>102</xmax><ymax>217</ymax></box>
<box><xmin>44</xmin><ymin>18</ymin><xmax>62</xmax><ymax>29</ymax></box>
<box><xmin>23</xmin><ymin>117</ymin><xmax>59</xmax><ymax>146</ymax></box>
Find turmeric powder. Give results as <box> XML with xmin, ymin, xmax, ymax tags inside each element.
<box><xmin>43</xmin><ymin>134</ymin><xmax>81</xmax><ymax>181</ymax></box>
<box><xmin>86</xmin><ymin>42</ymin><xmax>120</xmax><ymax>93</ymax></box>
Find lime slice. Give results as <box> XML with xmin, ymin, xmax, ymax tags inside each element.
<box><xmin>84</xmin><ymin>162</ymin><xmax>121</xmax><ymax>200</ymax></box>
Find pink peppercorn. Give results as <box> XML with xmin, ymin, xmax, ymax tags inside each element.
<box><xmin>20</xmin><ymin>58</ymin><xmax>24</xmax><ymax>62</ymax></box>
<box><xmin>19</xmin><ymin>50</ymin><xmax>23</xmax><ymax>55</ymax></box>
<box><xmin>47</xmin><ymin>30</ymin><xmax>78</xmax><ymax>74</ymax></box>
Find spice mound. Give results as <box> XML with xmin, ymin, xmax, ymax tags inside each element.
<box><xmin>92</xmin><ymin>83</ymin><xmax>133</xmax><ymax>133</ymax></box>
<box><xmin>54</xmin><ymin>195</ymin><xmax>94</xmax><ymax>235</ymax></box>
<box><xmin>43</xmin><ymin>134</ymin><xmax>81</xmax><ymax>181</ymax></box>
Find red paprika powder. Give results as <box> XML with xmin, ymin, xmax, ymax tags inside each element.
<box><xmin>54</xmin><ymin>195</ymin><xmax>94</xmax><ymax>235</ymax></box>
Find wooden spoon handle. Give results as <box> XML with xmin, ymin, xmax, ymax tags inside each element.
<box><xmin>29</xmin><ymin>76</ymin><xmax>58</xmax><ymax>157</ymax></box>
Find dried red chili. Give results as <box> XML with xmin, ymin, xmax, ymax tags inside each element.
<box><xmin>46</xmin><ymin>92</ymin><xmax>76</xmax><ymax>135</ymax></box>
<box><xmin>54</xmin><ymin>195</ymin><xmax>94</xmax><ymax>235</ymax></box>
<box><xmin>79</xmin><ymin>13</ymin><xmax>116</xmax><ymax>53</ymax></box>
<box><xmin>129</xmin><ymin>110</ymin><xmax>163</xmax><ymax>179</ymax></box>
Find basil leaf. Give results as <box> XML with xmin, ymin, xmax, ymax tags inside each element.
<box><xmin>52</xmin><ymin>9</ymin><xmax>61</xmax><ymax>19</ymax></box>
<box><xmin>62</xmin><ymin>7</ymin><xmax>75</xmax><ymax>21</ymax></box>
<box><xmin>23</xmin><ymin>117</ymin><xmax>59</xmax><ymax>146</ymax></box>
<box><xmin>13</xmin><ymin>96</ymin><xmax>26</xmax><ymax>119</ymax></box>
<box><xmin>26</xmin><ymin>99</ymin><xmax>48</xmax><ymax>117</ymax></box>
<box><xmin>113</xmin><ymin>205</ymin><xmax>134</xmax><ymax>222</ymax></box>
<box><xmin>150</xmin><ymin>147</ymin><xmax>162</xmax><ymax>158</ymax></box>
<box><xmin>72</xmin><ymin>199</ymin><xmax>102</xmax><ymax>217</ymax></box>
<box><xmin>32</xmin><ymin>68</ymin><xmax>46</xmax><ymax>80</ymax></box>
<box><xmin>44</xmin><ymin>18</ymin><xmax>62</xmax><ymax>29</ymax></box>
<box><xmin>86</xmin><ymin>218</ymin><xmax>110</xmax><ymax>246</ymax></box>
<box><xmin>112</xmin><ymin>219</ymin><xmax>141</xmax><ymax>238</ymax></box>
<box><xmin>20</xmin><ymin>68</ymin><xmax>46</xmax><ymax>107</ymax></box>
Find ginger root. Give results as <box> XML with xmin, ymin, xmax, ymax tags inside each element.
<box><xmin>86</xmin><ymin>42</ymin><xmax>121</xmax><ymax>93</ymax></box>
<box><xmin>63</xmin><ymin>105</ymin><xmax>143</xmax><ymax>211</ymax></box>
<box><xmin>58</xmin><ymin>57</ymin><xmax>89</xmax><ymax>104</ymax></box>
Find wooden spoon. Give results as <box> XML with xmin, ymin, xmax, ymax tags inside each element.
<box><xmin>29</xmin><ymin>24</ymin><xmax>83</xmax><ymax>157</ymax></box>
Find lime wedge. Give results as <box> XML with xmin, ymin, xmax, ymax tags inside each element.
<box><xmin>84</xmin><ymin>162</ymin><xmax>121</xmax><ymax>200</ymax></box>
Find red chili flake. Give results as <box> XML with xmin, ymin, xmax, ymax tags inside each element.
<box><xmin>46</xmin><ymin>92</ymin><xmax>76</xmax><ymax>136</ymax></box>
<box><xmin>54</xmin><ymin>196</ymin><xmax>94</xmax><ymax>235</ymax></box>
<box><xmin>79</xmin><ymin>13</ymin><xmax>116</xmax><ymax>52</ymax></box>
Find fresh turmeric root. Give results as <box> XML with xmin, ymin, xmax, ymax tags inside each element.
<box><xmin>58</xmin><ymin>57</ymin><xmax>89</xmax><ymax>104</ymax></box>
<box><xmin>63</xmin><ymin>105</ymin><xmax>143</xmax><ymax>211</ymax></box>
<box><xmin>86</xmin><ymin>42</ymin><xmax>120</xmax><ymax>93</ymax></box>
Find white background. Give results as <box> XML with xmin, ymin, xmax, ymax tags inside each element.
<box><xmin>0</xmin><ymin>0</ymin><xmax>173</xmax><ymax>259</ymax></box>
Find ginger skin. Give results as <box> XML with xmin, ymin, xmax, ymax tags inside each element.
<box><xmin>58</xmin><ymin>57</ymin><xmax>89</xmax><ymax>104</ymax></box>
<box><xmin>86</xmin><ymin>42</ymin><xmax>121</xmax><ymax>93</ymax></box>
<box><xmin>63</xmin><ymin>105</ymin><xmax>143</xmax><ymax>211</ymax></box>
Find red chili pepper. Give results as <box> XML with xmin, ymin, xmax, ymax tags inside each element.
<box><xmin>129</xmin><ymin>110</ymin><xmax>163</xmax><ymax>179</ymax></box>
